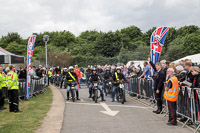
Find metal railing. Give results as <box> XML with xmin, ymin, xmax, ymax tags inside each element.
<box><xmin>125</xmin><ymin>77</ymin><xmax>200</xmax><ymax>133</ymax></box>
<box><xmin>3</xmin><ymin>77</ymin><xmax>47</xmax><ymax>100</ymax></box>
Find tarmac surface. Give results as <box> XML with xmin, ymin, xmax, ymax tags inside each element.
<box><xmin>59</xmin><ymin>84</ymin><xmax>193</xmax><ymax>133</ymax></box>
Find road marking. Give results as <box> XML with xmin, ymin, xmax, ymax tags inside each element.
<box><xmin>66</xmin><ymin>102</ymin><xmax>149</xmax><ymax>109</ymax></box>
<box><xmin>100</xmin><ymin>102</ymin><xmax>119</xmax><ymax>116</ymax></box>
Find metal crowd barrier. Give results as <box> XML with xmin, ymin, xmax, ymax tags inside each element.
<box><xmin>125</xmin><ymin>77</ymin><xmax>154</xmax><ymax>102</ymax></box>
<box><xmin>125</xmin><ymin>77</ymin><xmax>200</xmax><ymax>133</ymax></box>
<box><xmin>3</xmin><ymin>77</ymin><xmax>46</xmax><ymax>100</ymax></box>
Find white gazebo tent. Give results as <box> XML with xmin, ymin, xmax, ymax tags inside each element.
<box><xmin>0</xmin><ymin>47</ymin><xmax>25</xmax><ymax>64</ymax></box>
<box><xmin>173</xmin><ymin>53</ymin><xmax>200</xmax><ymax>64</ymax></box>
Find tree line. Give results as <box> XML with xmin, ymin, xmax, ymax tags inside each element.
<box><xmin>0</xmin><ymin>25</ymin><xmax>200</xmax><ymax>67</ymax></box>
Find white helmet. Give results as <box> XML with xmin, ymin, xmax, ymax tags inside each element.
<box><xmin>116</xmin><ymin>67</ymin><xmax>121</xmax><ymax>70</ymax></box>
<box><xmin>69</xmin><ymin>66</ymin><xmax>74</xmax><ymax>70</ymax></box>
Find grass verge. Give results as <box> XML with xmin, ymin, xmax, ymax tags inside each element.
<box><xmin>0</xmin><ymin>88</ymin><xmax>53</xmax><ymax>133</ymax></box>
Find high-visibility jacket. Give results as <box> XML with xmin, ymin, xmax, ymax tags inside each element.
<box><xmin>74</xmin><ymin>68</ymin><xmax>81</xmax><ymax>78</ymax></box>
<box><xmin>48</xmin><ymin>71</ymin><xmax>52</xmax><ymax>78</ymax></box>
<box><xmin>0</xmin><ymin>72</ymin><xmax>7</xmax><ymax>88</ymax></box>
<box><xmin>164</xmin><ymin>76</ymin><xmax>179</xmax><ymax>102</ymax></box>
<box><xmin>0</xmin><ymin>73</ymin><xmax>3</xmax><ymax>90</ymax></box>
<box><xmin>6</xmin><ymin>71</ymin><xmax>19</xmax><ymax>90</ymax></box>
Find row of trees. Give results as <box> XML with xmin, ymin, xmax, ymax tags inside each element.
<box><xmin>0</xmin><ymin>25</ymin><xmax>200</xmax><ymax>67</ymax></box>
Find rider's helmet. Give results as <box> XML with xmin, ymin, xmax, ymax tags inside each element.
<box><xmin>92</xmin><ymin>68</ymin><xmax>97</xmax><ymax>73</ymax></box>
<box><xmin>106</xmin><ymin>67</ymin><xmax>111</xmax><ymax>71</ymax></box>
<box><xmin>116</xmin><ymin>67</ymin><xmax>121</xmax><ymax>73</ymax></box>
<box><xmin>69</xmin><ymin>66</ymin><xmax>74</xmax><ymax>71</ymax></box>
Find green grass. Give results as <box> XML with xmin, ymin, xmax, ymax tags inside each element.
<box><xmin>0</xmin><ymin>88</ymin><xmax>53</xmax><ymax>133</ymax></box>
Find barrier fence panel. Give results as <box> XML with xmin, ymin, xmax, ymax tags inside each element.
<box><xmin>125</xmin><ymin>77</ymin><xmax>154</xmax><ymax>100</ymax></box>
<box><xmin>3</xmin><ymin>77</ymin><xmax>46</xmax><ymax>100</ymax></box>
<box><xmin>125</xmin><ymin>77</ymin><xmax>200</xmax><ymax>132</ymax></box>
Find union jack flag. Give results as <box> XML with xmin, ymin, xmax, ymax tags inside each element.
<box><xmin>26</xmin><ymin>35</ymin><xmax>36</xmax><ymax>100</ymax></box>
<box><xmin>151</xmin><ymin>27</ymin><xmax>169</xmax><ymax>64</ymax></box>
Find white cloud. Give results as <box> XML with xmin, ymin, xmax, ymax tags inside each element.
<box><xmin>0</xmin><ymin>0</ymin><xmax>200</xmax><ymax>39</ymax></box>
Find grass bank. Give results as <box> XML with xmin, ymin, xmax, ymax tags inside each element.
<box><xmin>0</xmin><ymin>88</ymin><xmax>53</xmax><ymax>133</ymax></box>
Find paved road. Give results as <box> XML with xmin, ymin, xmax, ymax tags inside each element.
<box><xmin>59</xmin><ymin>84</ymin><xmax>192</xmax><ymax>133</ymax></box>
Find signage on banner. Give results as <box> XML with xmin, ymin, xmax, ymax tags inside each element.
<box><xmin>25</xmin><ymin>35</ymin><xmax>36</xmax><ymax>100</ymax></box>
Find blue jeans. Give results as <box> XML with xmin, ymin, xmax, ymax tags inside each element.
<box><xmin>112</xmin><ymin>86</ymin><xmax>117</xmax><ymax>94</ymax></box>
<box><xmin>102</xmin><ymin>82</ymin><xmax>105</xmax><ymax>90</ymax></box>
<box><xmin>89</xmin><ymin>84</ymin><xmax>103</xmax><ymax>95</ymax></box>
<box><xmin>67</xmin><ymin>85</ymin><xmax>78</xmax><ymax>92</ymax></box>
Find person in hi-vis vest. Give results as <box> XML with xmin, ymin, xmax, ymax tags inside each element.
<box><xmin>7</xmin><ymin>65</ymin><xmax>22</xmax><ymax>113</ymax></box>
<box><xmin>65</xmin><ymin>66</ymin><xmax>79</xmax><ymax>100</ymax></box>
<box><xmin>0</xmin><ymin>66</ymin><xmax>7</xmax><ymax>110</ymax></box>
<box><xmin>164</xmin><ymin>68</ymin><xmax>179</xmax><ymax>126</ymax></box>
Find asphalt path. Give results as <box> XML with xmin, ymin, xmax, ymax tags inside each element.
<box><xmin>59</xmin><ymin>84</ymin><xmax>192</xmax><ymax>133</ymax></box>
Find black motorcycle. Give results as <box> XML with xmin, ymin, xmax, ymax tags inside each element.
<box><xmin>67</xmin><ymin>82</ymin><xmax>77</xmax><ymax>102</ymax></box>
<box><xmin>116</xmin><ymin>81</ymin><xmax>127</xmax><ymax>104</ymax></box>
<box><xmin>92</xmin><ymin>81</ymin><xmax>101</xmax><ymax>103</ymax></box>
<box><xmin>104</xmin><ymin>80</ymin><xmax>112</xmax><ymax>96</ymax></box>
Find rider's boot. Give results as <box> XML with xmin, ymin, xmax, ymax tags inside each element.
<box><xmin>101</xmin><ymin>94</ymin><xmax>106</xmax><ymax>101</ymax></box>
<box><xmin>67</xmin><ymin>91</ymin><xmax>69</xmax><ymax>100</ymax></box>
<box><xmin>76</xmin><ymin>91</ymin><xmax>80</xmax><ymax>100</ymax></box>
<box><xmin>88</xmin><ymin>91</ymin><xmax>92</xmax><ymax>98</ymax></box>
<box><xmin>112</xmin><ymin>93</ymin><xmax>115</xmax><ymax>102</ymax></box>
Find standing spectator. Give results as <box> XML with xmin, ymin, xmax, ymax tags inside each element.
<box><xmin>7</xmin><ymin>65</ymin><xmax>22</xmax><ymax>113</ymax></box>
<box><xmin>30</xmin><ymin>66</ymin><xmax>37</xmax><ymax>78</ymax></box>
<box><xmin>123</xmin><ymin>66</ymin><xmax>128</xmax><ymax>76</ymax></box>
<box><xmin>149</xmin><ymin>58</ymin><xmax>165</xmax><ymax>114</ymax></box>
<box><xmin>74</xmin><ymin>65</ymin><xmax>81</xmax><ymax>89</ymax></box>
<box><xmin>176</xmin><ymin>65</ymin><xmax>187</xmax><ymax>82</ymax></box>
<box><xmin>164</xmin><ymin>68</ymin><xmax>179</xmax><ymax>126</ymax></box>
<box><xmin>80</xmin><ymin>67</ymin><xmax>84</xmax><ymax>74</ymax></box>
<box><xmin>18</xmin><ymin>67</ymin><xmax>27</xmax><ymax>79</ymax></box>
<box><xmin>138</xmin><ymin>62</ymin><xmax>151</xmax><ymax>79</ymax></box>
<box><xmin>136</xmin><ymin>67</ymin><xmax>142</xmax><ymax>77</ymax></box>
<box><xmin>0</xmin><ymin>66</ymin><xmax>6</xmax><ymax>110</ymax></box>
<box><xmin>190</xmin><ymin>67</ymin><xmax>200</xmax><ymax>88</ymax></box>
<box><xmin>86</xmin><ymin>66</ymin><xmax>91</xmax><ymax>86</ymax></box>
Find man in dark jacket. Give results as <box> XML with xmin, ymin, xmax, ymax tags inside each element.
<box><xmin>86</xmin><ymin>66</ymin><xmax>91</xmax><ymax>86</ymax></box>
<box><xmin>112</xmin><ymin>67</ymin><xmax>127</xmax><ymax>102</ymax></box>
<box><xmin>65</xmin><ymin>66</ymin><xmax>79</xmax><ymax>100</ymax></box>
<box><xmin>102</xmin><ymin>67</ymin><xmax>113</xmax><ymax>91</ymax></box>
<box><xmin>149</xmin><ymin>58</ymin><xmax>165</xmax><ymax>114</ymax></box>
<box><xmin>88</xmin><ymin>68</ymin><xmax>105</xmax><ymax>101</ymax></box>
<box><xmin>18</xmin><ymin>67</ymin><xmax>27</xmax><ymax>79</ymax></box>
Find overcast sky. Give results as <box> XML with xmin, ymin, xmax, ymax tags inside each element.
<box><xmin>0</xmin><ymin>0</ymin><xmax>200</xmax><ymax>39</ymax></box>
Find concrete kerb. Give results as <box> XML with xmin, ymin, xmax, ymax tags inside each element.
<box><xmin>35</xmin><ymin>85</ymin><xmax>65</xmax><ymax>133</ymax></box>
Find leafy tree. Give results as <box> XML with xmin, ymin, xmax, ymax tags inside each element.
<box><xmin>183</xmin><ymin>33</ymin><xmax>200</xmax><ymax>55</ymax></box>
<box><xmin>95</xmin><ymin>32</ymin><xmax>121</xmax><ymax>57</ymax></box>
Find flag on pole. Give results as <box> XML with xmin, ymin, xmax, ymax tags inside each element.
<box><xmin>150</xmin><ymin>27</ymin><xmax>169</xmax><ymax>64</ymax></box>
<box><xmin>25</xmin><ymin>35</ymin><xmax>36</xmax><ymax>100</ymax></box>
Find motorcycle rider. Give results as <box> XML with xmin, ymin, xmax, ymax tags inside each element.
<box><xmin>60</xmin><ymin>68</ymin><xmax>68</xmax><ymax>88</ymax></box>
<box><xmin>102</xmin><ymin>67</ymin><xmax>113</xmax><ymax>91</ymax></box>
<box><xmin>65</xmin><ymin>66</ymin><xmax>80</xmax><ymax>100</ymax></box>
<box><xmin>88</xmin><ymin>68</ymin><xmax>105</xmax><ymax>101</ymax></box>
<box><xmin>112</xmin><ymin>67</ymin><xmax>127</xmax><ymax>102</ymax></box>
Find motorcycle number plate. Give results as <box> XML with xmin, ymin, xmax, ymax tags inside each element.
<box><xmin>109</xmin><ymin>82</ymin><xmax>112</xmax><ymax>85</ymax></box>
<box><xmin>94</xmin><ymin>83</ymin><xmax>98</xmax><ymax>86</ymax></box>
<box><xmin>120</xmin><ymin>84</ymin><xmax>124</xmax><ymax>88</ymax></box>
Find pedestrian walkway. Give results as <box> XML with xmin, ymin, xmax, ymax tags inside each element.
<box><xmin>36</xmin><ymin>85</ymin><xmax>65</xmax><ymax>133</ymax></box>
